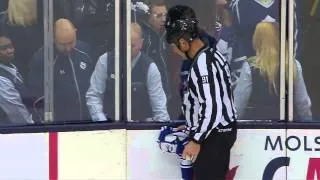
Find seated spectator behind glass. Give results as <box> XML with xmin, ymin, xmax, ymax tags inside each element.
<box><xmin>234</xmin><ymin>22</ymin><xmax>312</xmax><ymax>121</ymax></box>
<box><xmin>28</xmin><ymin>18</ymin><xmax>93</xmax><ymax>122</ymax></box>
<box><xmin>86</xmin><ymin>22</ymin><xmax>170</xmax><ymax>122</ymax></box>
<box><xmin>0</xmin><ymin>33</ymin><xmax>34</xmax><ymax>125</ymax></box>
<box><xmin>0</xmin><ymin>0</ymin><xmax>43</xmax><ymax>79</ymax></box>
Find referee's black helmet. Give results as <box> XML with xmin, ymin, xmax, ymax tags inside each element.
<box><xmin>164</xmin><ymin>5</ymin><xmax>199</xmax><ymax>45</ymax></box>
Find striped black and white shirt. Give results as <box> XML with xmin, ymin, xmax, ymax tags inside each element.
<box><xmin>182</xmin><ymin>44</ymin><xmax>237</xmax><ymax>144</ymax></box>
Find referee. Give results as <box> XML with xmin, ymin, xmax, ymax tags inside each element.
<box><xmin>164</xmin><ymin>5</ymin><xmax>237</xmax><ymax>180</ymax></box>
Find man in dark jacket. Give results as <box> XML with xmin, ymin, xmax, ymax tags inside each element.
<box><xmin>27</xmin><ymin>18</ymin><xmax>93</xmax><ymax>122</ymax></box>
<box><xmin>54</xmin><ymin>0</ymin><xmax>115</xmax><ymax>60</ymax></box>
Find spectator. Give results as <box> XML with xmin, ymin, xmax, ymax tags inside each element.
<box><xmin>216</xmin><ymin>0</ymin><xmax>235</xmax><ymax>63</ymax></box>
<box><xmin>54</xmin><ymin>0</ymin><xmax>115</xmax><ymax>61</ymax></box>
<box><xmin>0</xmin><ymin>33</ymin><xmax>34</xmax><ymax>125</ymax></box>
<box><xmin>215</xmin><ymin>0</ymin><xmax>250</xmax><ymax>97</ymax></box>
<box><xmin>138</xmin><ymin>0</ymin><xmax>170</xmax><ymax>101</ymax></box>
<box><xmin>28</xmin><ymin>18</ymin><xmax>93</xmax><ymax>122</ymax></box>
<box><xmin>86</xmin><ymin>22</ymin><xmax>170</xmax><ymax>122</ymax></box>
<box><xmin>234</xmin><ymin>22</ymin><xmax>312</xmax><ymax>121</ymax></box>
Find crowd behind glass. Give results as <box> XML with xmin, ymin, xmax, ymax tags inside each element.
<box><xmin>0</xmin><ymin>0</ymin><xmax>318</xmax><ymax>126</ymax></box>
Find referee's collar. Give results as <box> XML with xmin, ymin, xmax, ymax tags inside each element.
<box><xmin>192</xmin><ymin>41</ymin><xmax>209</xmax><ymax>62</ymax></box>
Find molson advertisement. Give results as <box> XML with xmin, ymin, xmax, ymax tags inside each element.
<box><xmin>128</xmin><ymin>129</ymin><xmax>320</xmax><ymax>180</ymax></box>
<box><xmin>0</xmin><ymin>129</ymin><xmax>319</xmax><ymax>179</ymax></box>
<box><xmin>229</xmin><ymin>129</ymin><xmax>320</xmax><ymax>180</ymax></box>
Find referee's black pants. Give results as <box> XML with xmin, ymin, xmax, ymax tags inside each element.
<box><xmin>193</xmin><ymin>122</ymin><xmax>237</xmax><ymax>180</ymax></box>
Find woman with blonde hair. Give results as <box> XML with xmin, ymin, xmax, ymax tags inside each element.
<box><xmin>7</xmin><ymin>0</ymin><xmax>37</xmax><ymax>26</ymax></box>
<box><xmin>234</xmin><ymin>21</ymin><xmax>312</xmax><ymax>121</ymax></box>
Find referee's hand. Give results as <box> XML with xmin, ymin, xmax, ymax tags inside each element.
<box><xmin>182</xmin><ymin>141</ymin><xmax>200</xmax><ymax>162</ymax></box>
